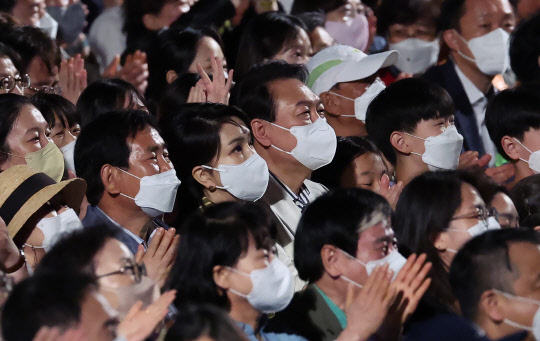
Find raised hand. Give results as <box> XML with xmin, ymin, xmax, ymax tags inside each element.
<box><xmin>485</xmin><ymin>163</ymin><xmax>515</xmax><ymax>185</ymax></box>
<box><xmin>186</xmin><ymin>79</ymin><xmax>207</xmax><ymax>103</ymax></box>
<box><xmin>135</xmin><ymin>228</ymin><xmax>179</xmax><ymax>288</ymax></box>
<box><xmin>103</xmin><ymin>51</ymin><xmax>149</xmax><ymax>95</ymax></box>
<box><xmin>337</xmin><ymin>264</ymin><xmax>395</xmax><ymax>341</ymax></box>
<box><xmin>59</xmin><ymin>54</ymin><xmax>87</xmax><ymax>104</ymax></box>
<box><xmin>377</xmin><ymin>174</ymin><xmax>403</xmax><ymax>210</ymax></box>
<box><xmin>117</xmin><ymin>290</ymin><xmax>176</xmax><ymax>341</ymax></box>
<box><xmin>197</xmin><ymin>56</ymin><xmax>233</xmax><ymax>105</ymax></box>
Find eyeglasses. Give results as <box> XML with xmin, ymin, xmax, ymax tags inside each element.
<box><xmin>26</xmin><ymin>84</ymin><xmax>62</xmax><ymax>95</ymax></box>
<box><xmin>451</xmin><ymin>206</ymin><xmax>498</xmax><ymax>228</ymax></box>
<box><xmin>0</xmin><ymin>74</ymin><xmax>31</xmax><ymax>92</ymax></box>
<box><xmin>97</xmin><ymin>258</ymin><xmax>147</xmax><ymax>284</ymax></box>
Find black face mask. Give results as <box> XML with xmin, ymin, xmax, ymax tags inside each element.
<box><xmin>46</xmin><ymin>3</ymin><xmax>86</xmax><ymax>45</ymax></box>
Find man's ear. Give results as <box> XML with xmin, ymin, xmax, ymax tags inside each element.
<box><xmin>321</xmin><ymin>245</ymin><xmax>343</xmax><ymax>278</ymax></box>
<box><xmin>502</xmin><ymin>136</ymin><xmax>521</xmax><ymax>161</ymax></box>
<box><xmin>479</xmin><ymin>290</ymin><xmax>506</xmax><ymax>323</ymax></box>
<box><xmin>390</xmin><ymin>131</ymin><xmax>412</xmax><ymax>154</ymax></box>
<box><xmin>320</xmin><ymin>92</ymin><xmax>339</xmax><ymax>114</ymax></box>
<box><xmin>101</xmin><ymin>164</ymin><xmax>121</xmax><ymax>195</ymax></box>
<box><xmin>213</xmin><ymin>265</ymin><xmax>231</xmax><ymax>290</ymax></box>
<box><xmin>166</xmin><ymin>70</ymin><xmax>178</xmax><ymax>84</ymax></box>
<box><xmin>443</xmin><ymin>29</ymin><xmax>460</xmax><ymax>52</ymax></box>
<box><xmin>251</xmin><ymin>119</ymin><xmax>272</xmax><ymax>148</ymax></box>
<box><xmin>192</xmin><ymin>166</ymin><xmax>217</xmax><ymax>189</ymax></box>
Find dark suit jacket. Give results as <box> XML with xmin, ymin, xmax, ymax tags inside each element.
<box><xmin>422</xmin><ymin>60</ymin><xmax>488</xmax><ymax>156</ymax></box>
<box><xmin>82</xmin><ymin>205</ymin><xmax>169</xmax><ymax>255</ymax></box>
<box><xmin>265</xmin><ymin>285</ymin><xmax>343</xmax><ymax>341</ymax></box>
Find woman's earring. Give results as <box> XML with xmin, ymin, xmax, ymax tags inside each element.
<box><xmin>209</xmin><ymin>185</ymin><xmax>216</xmax><ymax>191</ymax></box>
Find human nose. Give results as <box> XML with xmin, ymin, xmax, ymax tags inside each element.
<box><xmin>158</xmin><ymin>155</ymin><xmax>173</xmax><ymax>173</ymax></box>
<box><xmin>10</xmin><ymin>85</ymin><xmax>23</xmax><ymax>95</ymax></box>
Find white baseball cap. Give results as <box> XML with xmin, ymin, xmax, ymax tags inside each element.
<box><xmin>306</xmin><ymin>45</ymin><xmax>399</xmax><ymax>95</ymax></box>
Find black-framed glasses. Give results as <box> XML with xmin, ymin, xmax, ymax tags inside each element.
<box><xmin>26</xmin><ymin>84</ymin><xmax>62</xmax><ymax>95</ymax></box>
<box><xmin>1</xmin><ymin>74</ymin><xmax>31</xmax><ymax>91</ymax></box>
<box><xmin>97</xmin><ymin>258</ymin><xmax>147</xmax><ymax>283</ymax></box>
<box><xmin>451</xmin><ymin>206</ymin><xmax>498</xmax><ymax>228</ymax></box>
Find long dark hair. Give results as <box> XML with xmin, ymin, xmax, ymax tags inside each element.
<box><xmin>394</xmin><ymin>171</ymin><xmax>463</xmax><ymax>308</ymax></box>
<box><xmin>0</xmin><ymin>94</ymin><xmax>33</xmax><ymax>165</ymax></box>
<box><xmin>235</xmin><ymin>12</ymin><xmax>307</xmax><ymax>80</ymax></box>
<box><xmin>166</xmin><ymin>202</ymin><xmax>276</xmax><ymax>310</ymax></box>
<box><xmin>159</xmin><ymin>103</ymin><xmax>250</xmax><ymax>223</ymax></box>
<box><xmin>147</xmin><ymin>27</ymin><xmax>223</xmax><ymax>102</ymax></box>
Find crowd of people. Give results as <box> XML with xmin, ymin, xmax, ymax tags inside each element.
<box><xmin>0</xmin><ymin>0</ymin><xmax>539</xmax><ymax>339</ymax></box>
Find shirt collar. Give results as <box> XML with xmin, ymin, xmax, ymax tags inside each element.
<box><xmin>454</xmin><ymin>62</ymin><xmax>486</xmax><ymax>106</ymax></box>
<box><xmin>94</xmin><ymin>206</ymin><xmax>144</xmax><ymax>245</ymax></box>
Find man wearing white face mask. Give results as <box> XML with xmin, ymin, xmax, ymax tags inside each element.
<box><xmin>306</xmin><ymin>45</ymin><xmax>398</xmax><ymax>137</ymax></box>
<box><xmin>76</xmin><ymin>110</ymin><xmax>180</xmax><ymax>287</ymax></box>
<box><xmin>423</xmin><ymin>0</ymin><xmax>516</xmax><ymax>175</ymax></box>
<box><xmin>450</xmin><ymin>228</ymin><xmax>540</xmax><ymax>341</ymax></box>
<box><xmin>266</xmin><ymin>188</ymin><xmax>431</xmax><ymax>341</ymax></box>
<box><xmin>231</xmin><ymin>61</ymin><xmax>336</xmax><ymax>288</ymax></box>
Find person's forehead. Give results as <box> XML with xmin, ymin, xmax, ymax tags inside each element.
<box><xmin>0</xmin><ymin>57</ymin><xmax>16</xmax><ymax>75</ymax></box>
<box><xmin>360</xmin><ymin>220</ymin><xmax>393</xmax><ymax>241</ymax></box>
<box><xmin>509</xmin><ymin>242</ymin><xmax>540</xmax><ymax>287</ymax></box>
<box><xmin>16</xmin><ymin>105</ymin><xmax>47</xmax><ymax>127</ymax></box>
<box><xmin>463</xmin><ymin>0</ymin><xmax>513</xmax><ymax>18</ymax></box>
<box><xmin>128</xmin><ymin>126</ymin><xmax>165</xmax><ymax>150</ymax></box>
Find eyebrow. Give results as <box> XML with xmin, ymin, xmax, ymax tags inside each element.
<box><xmin>228</xmin><ymin>135</ymin><xmax>247</xmax><ymax>146</ymax></box>
<box><xmin>375</xmin><ymin>234</ymin><xmax>395</xmax><ymax>244</ymax></box>
<box><xmin>146</xmin><ymin>143</ymin><xmax>165</xmax><ymax>153</ymax></box>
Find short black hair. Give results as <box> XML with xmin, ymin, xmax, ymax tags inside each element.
<box><xmin>457</xmin><ymin>168</ymin><xmax>508</xmax><ymax>206</ymax></box>
<box><xmin>35</xmin><ymin>225</ymin><xmax>115</xmax><ymax>278</ymax></box>
<box><xmin>158</xmin><ymin>73</ymin><xmax>203</xmax><ymax>119</ymax></box>
<box><xmin>0</xmin><ymin>94</ymin><xmax>34</xmax><ymax>166</ymax></box>
<box><xmin>0</xmin><ymin>26</ymin><xmax>61</xmax><ymax>74</ymax></box>
<box><xmin>159</xmin><ymin>103</ymin><xmax>250</xmax><ymax>224</ymax></box>
<box><xmin>510</xmin><ymin>174</ymin><xmax>540</xmax><ymax>228</ymax></box>
<box><xmin>450</xmin><ymin>228</ymin><xmax>540</xmax><ymax>321</ymax></box>
<box><xmin>74</xmin><ymin>110</ymin><xmax>158</xmax><ymax>206</ymax></box>
<box><xmin>311</xmin><ymin>136</ymin><xmax>382</xmax><ymax>189</ymax></box>
<box><xmin>365</xmin><ymin>78</ymin><xmax>455</xmax><ymax>165</ymax></box>
<box><xmin>30</xmin><ymin>93</ymin><xmax>77</xmax><ymax>131</ymax></box>
<box><xmin>437</xmin><ymin>0</ymin><xmax>467</xmax><ymax>32</ymax></box>
<box><xmin>230</xmin><ymin>60</ymin><xmax>308</xmax><ymax>122</ymax></box>
<box><xmin>76</xmin><ymin>78</ymin><xmax>147</xmax><ymax>128</ymax></box>
<box><xmin>295</xmin><ymin>188</ymin><xmax>392</xmax><ymax>283</ymax></box>
<box><xmin>2</xmin><ymin>272</ymin><xmax>98</xmax><ymax>341</ymax></box>
<box><xmin>394</xmin><ymin>171</ymin><xmax>463</xmax><ymax>307</ymax></box>
<box><xmin>166</xmin><ymin>202</ymin><xmax>276</xmax><ymax>310</ymax></box>
<box><xmin>165</xmin><ymin>304</ymin><xmax>246</xmax><ymax>341</ymax></box>
<box><xmin>486</xmin><ymin>82</ymin><xmax>540</xmax><ymax>160</ymax></box>
<box><xmin>296</xmin><ymin>11</ymin><xmax>327</xmax><ymax>33</ymax></box>
<box><xmin>0</xmin><ymin>0</ymin><xmax>16</xmax><ymax>12</ymax></box>
<box><xmin>510</xmin><ymin>13</ymin><xmax>540</xmax><ymax>83</ymax></box>
<box><xmin>377</xmin><ymin>0</ymin><xmax>441</xmax><ymax>36</ymax></box>
<box><xmin>0</xmin><ymin>42</ymin><xmax>22</xmax><ymax>73</ymax></box>
<box><xmin>234</xmin><ymin>12</ymin><xmax>307</xmax><ymax>80</ymax></box>
<box><xmin>146</xmin><ymin>27</ymin><xmax>223</xmax><ymax>102</ymax></box>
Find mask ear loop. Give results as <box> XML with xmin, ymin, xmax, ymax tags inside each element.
<box><xmin>201</xmin><ymin>165</ymin><xmax>229</xmax><ymax>190</ymax></box>
<box><xmin>23</xmin><ymin>244</ymin><xmax>43</xmax><ymax>268</ymax></box>
<box><xmin>453</xmin><ymin>30</ymin><xmax>478</xmax><ymax>64</ymax></box>
<box><xmin>513</xmin><ymin>138</ymin><xmax>533</xmax><ymax>164</ymax></box>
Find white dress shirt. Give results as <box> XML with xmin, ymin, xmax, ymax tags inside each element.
<box><xmin>454</xmin><ymin>63</ymin><xmax>498</xmax><ymax>167</ymax></box>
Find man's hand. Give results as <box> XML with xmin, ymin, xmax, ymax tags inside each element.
<box><xmin>135</xmin><ymin>228</ymin><xmax>179</xmax><ymax>288</ymax></box>
<box><xmin>103</xmin><ymin>51</ymin><xmax>149</xmax><ymax>95</ymax></box>
<box><xmin>485</xmin><ymin>163</ymin><xmax>515</xmax><ymax>185</ymax></box>
<box><xmin>338</xmin><ymin>264</ymin><xmax>395</xmax><ymax>341</ymax></box>
<box><xmin>117</xmin><ymin>290</ymin><xmax>176</xmax><ymax>341</ymax></box>
<box><xmin>59</xmin><ymin>54</ymin><xmax>87</xmax><ymax>104</ymax></box>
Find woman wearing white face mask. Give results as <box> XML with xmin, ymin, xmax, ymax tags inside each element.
<box><xmin>0</xmin><ymin>165</ymin><xmax>86</xmax><ymax>270</ymax></box>
<box><xmin>30</xmin><ymin>92</ymin><xmax>81</xmax><ymax>174</ymax></box>
<box><xmin>159</xmin><ymin>103</ymin><xmax>270</xmax><ymax>226</ymax></box>
<box><xmin>394</xmin><ymin>170</ymin><xmax>500</xmax><ymax>327</ymax></box>
<box><xmin>166</xmin><ymin>202</ymin><xmax>302</xmax><ymax>341</ymax></box>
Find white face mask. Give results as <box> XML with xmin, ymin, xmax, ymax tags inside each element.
<box><xmin>25</xmin><ymin>208</ymin><xmax>84</xmax><ymax>252</ymax></box>
<box><xmin>329</xmin><ymin>78</ymin><xmax>386</xmax><ymax>121</ymax></box>
<box><xmin>493</xmin><ymin>289</ymin><xmax>540</xmax><ymax>340</ymax></box>
<box><xmin>340</xmin><ymin>249</ymin><xmax>407</xmax><ymax>287</ymax></box>
<box><xmin>117</xmin><ymin>168</ymin><xmax>181</xmax><ymax>217</ymax></box>
<box><xmin>202</xmin><ymin>154</ymin><xmax>270</xmax><ymax>201</ymax></box>
<box><xmin>228</xmin><ymin>258</ymin><xmax>294</xmax><ymax>313</ymax></box>
<box><xmin>270</xmin><ymin>118</ymin><xmax>337</xmax><ymax>170</ymax></box>
<box><xmin>101</xmin><ymin>276</ymin><xmax>159</xmax><ymax>319</ymax></box>
<box><xmin>407</xmin><ymin>125</ymin><xmax>464</xmax><ymax>171</ymax></box>
<box><xmin>457</xmin><ymin>28</ymin><xmax>510</xmax><ymax>76</ymax></box>
<box><xmin>447</xmin><ymin>217</ymin><xmax>500</xmax><ymax>239</ymax></box>
<box><xmin>60</xmin><ymin>140</ymin><xmax>76</xmax><ymax>173</ymax></box>
<box><xmin>514</xmin><ymin>138</ymin><xmax>540</xmax><ymax>174</ymax></box>
<box><xmin>388</xmin><ymin>38</ymin><xmax>440</xmax><ymax>75</ymax></box>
